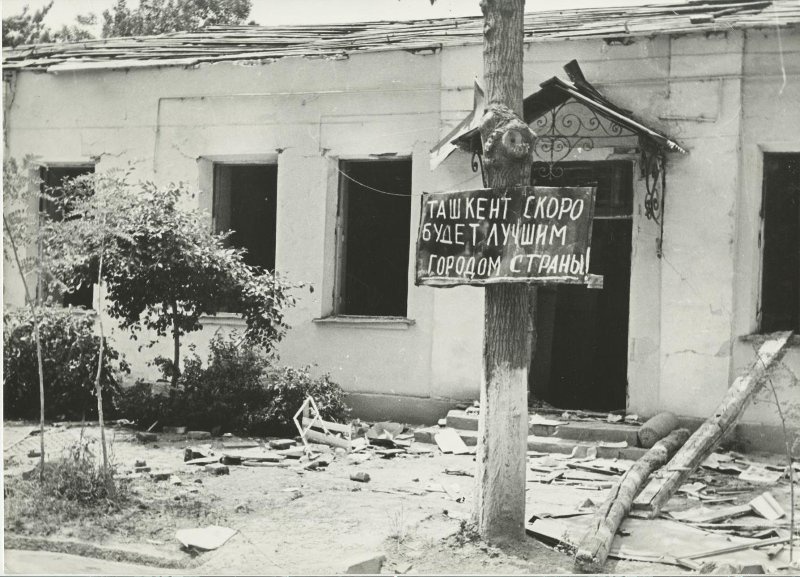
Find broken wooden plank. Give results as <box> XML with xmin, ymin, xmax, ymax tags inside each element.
<box><xmin>669</xmin><ymin>504</ymin><xmax>752</xmax><ymax>524</ymax></box>
<box><xmin>676</xmin><ymin>535</ymin><xmax>796</xmax><ymax>562</ymax></box>
<box><xmin>573</xmin><ymin>428</ymin><xmax>690</xmax><ymax>573</ymax></box>
<box><xmin>749</xmin><ymin>492</ymin><xmax>786</xmax><ymax>521</ymax></box>
<box><xmin>434</xmin><ymin>428</ymin><xmax>470</xmax><ymax>455</ymax></box>
<box><xmin>633</xmin><ymin>331</ymin><xmax>792</xmax><ymax>517</ymax></box>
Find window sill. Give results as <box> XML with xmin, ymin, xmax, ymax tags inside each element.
<box><xmin>313</xmin><ymin>315</ymin><xmax>415</xmax><ymax>330</ymax></box>
<box><xmin>200</xmin><ymin>313</ymin><xmax>246</xmax><ymax>327</ymax></box>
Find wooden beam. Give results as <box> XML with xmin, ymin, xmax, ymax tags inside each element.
<box><xmin>574</xmin><ymin>428</ymin><xmax>690</xmax><ymax>573</ymax></box>
<box><xmin>633</xmin><ymin>331</ymin><xmax>792</xmax><ymax>518</ymax></box>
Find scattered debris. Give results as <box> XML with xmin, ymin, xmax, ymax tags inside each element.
<box><xmin>749</xmin><ymin>491</ymin><xmax>786</xmax><ymax>520</ymax></box>
<box><xmin>136</xmin><ymin>431</ymin><xmax>157</xmax><ymax>443</ymax></box>
<box><xmin>170</xmin><ymin>475</ymin><xmax>183</xmax><ymax>485</ymax></box>
<box><xmin>345</xmin><ymin>553</ymin><xmax>386</xmax><ymax>574</ymax></box>
<box><xmin>304</xmin><ymin>459</ymin><xmax>330</xmax><ymax>471</ymax></box>
<box><xmin>434</xmin><ymin>429</ymin><xmax>470</xmax><ymax>455</ymax></box>
<box><xmin>184</xmin><ymin>446</ymin><xmax>213</xmax><ymax>461</ymax></box>
<box><xmin>637</xmin><ymin>412</ymin><xmax>679</xmax><ymax>449</ymax></box>
<box><xmin>607</xmin><ymin>414</ymin><xmax>623</xmax><ymax>423</ymax></box>
<box><xmin>444</xmin><ymin>468</ymin><xmax>473</xmax><ymax>477</ymax></box>
<box><xmin>530</xmin><ymin>414</ymin><xmax>562</xmax><ymax>427</ymax></box>
<box><xmin>222</xmin><ymin>440</ymin><xmax>260</xmax><ymax>450</ymax></box>
<box><xmin>243</xmin><ymin>460</ymin><xmax>289</xmax><ymax>468</ymax></box>
<box><xmin>185</xmin><ymin>456</ymin><xmax>220</xmax><ymax>466</ymax></box>
<box><xmin>175</xmin><ymin>525</ymin><xmax>237</xmax><ymax>551</ymax></box>
<box><xmin>269</xmin><ymin>439</ymin><xmax>296</xmax><ymax>450</ymax></box>
<box><xmin>633</xmin><ymin>331</ymin><xmax>791</xmax><ymax>517</ymax></box>
<box><xmin>740</xmin><ymin>465</ymin><xmax>783</xmax><ymax>485</ymax></box>
<box><xmin>295</xmin><ymin>395</ymin><xmax>352</xmax><ymax>451</ymax></box>
<box><xmin>277</xmin><ymin>447</ymin><xmax>305</xmax><ymax>459</ymax></box>
<box><xmin>573</xmin><ymin>428</ymin><xmax>689</xmax><ymax>573</ymax></box>
<box><xmin>27</xmin><ymin>449</ymin><xmax>41</xmax><ymax>458</ymax></box>
<box><xmin>669</xmin><ymin>504</ymin><xmax>752</xmax><ymax>524</ymax></box>
<box><xmin>163</xmin><ymin>426</ymin><xmax>186</xmax><ymax>434</ymax></box>
<box><xmin>598</xmin><ymin>441</ymin><xmax>627</xmax><ymax>449</ymax></box>
<box><xmin>350</xmin><ymin>472</ymin><xmax>371</xmax><ymax>483</ymax></box>
<box><xmin>204</xmin><ymin>463</ymin><xmax>230</xmax><ymax>476</ymax></box>
<box><xmin>134</xmin><ymin>459</ymin><xmax>147</xmax><ymax>468</ymax></box>
<box><xmin>186</xmin><ymin>431</ymin><xmax>212</xmax><ymax>440</ymax></box>
<box><xmin>150</xmin><ymin>472</ymin><xmax>171</xmax><ymax>482</ymax></box>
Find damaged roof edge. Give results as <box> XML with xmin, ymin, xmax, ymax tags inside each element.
<box><xmin>2</xmin><ymin>1</ymin><xmax>798</xmax><ymax>72</ymax></box>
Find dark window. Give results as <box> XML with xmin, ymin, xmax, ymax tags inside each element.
<box><xmin>761</xmin><ymin>153</ymin><xmax>800</xmax><ymax>332</ymax></box>
<box><xmin>40</xmin><ymin>165</ymin><xmax>95</xmax><ymax>309</ymax></box>
<box><xmin>213</xmin><ymin>164</ymin><xmax>278</xmax><ymax>271</ymax></box>
<box><xmin>336</xmin><ymin>159</ymin><xmax>412</xmax><ymax>317</ymax></box>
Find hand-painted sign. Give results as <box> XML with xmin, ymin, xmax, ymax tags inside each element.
<box><xmin>415</xmin><ymin>185</ymin><xmax>596</xmax><ymax>287</ymax></box>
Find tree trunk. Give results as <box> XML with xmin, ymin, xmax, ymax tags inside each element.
<box><xmin>171</xmin><ymin>301</ymin><xmax>181</xmax><ymax>387</ymax></box>
<box><xmin>93</xmin><ymin>236</ymin><xmax>109</xmax><ymax>480</ymax></box>
<box><xmin>474</xmin><ymin>0</ymin><xmax>535</xmax><ymax>544</ymax></box>
<box><xmin>574</xmin><ymin>428</ymin><xmax>690</xmax><ymax>573</ymax></box>
<box><xmin>633</xmin><ymin>331</ymin><xmax>792</xmax><ymax>517</ymax></box>
<box><xmin>3</xmin><ymin>211</ymin><xmax>47</xmax><ymax>481</ymax></box>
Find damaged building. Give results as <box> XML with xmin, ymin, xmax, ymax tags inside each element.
<box><xmin>3</xmin><ymin>0</ymin><xmax>799</xmax><ymax>451</ymax></box>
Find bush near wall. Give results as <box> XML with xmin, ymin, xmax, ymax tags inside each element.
<box><xmin>3</xmin><ymin>307</ymin><xmax>129</xmax><ymax>421</ymax></box>
<box><xmin>116</xmin><ymin>333</ymin><xmax>350</xmax><ymax>436</ymax></box>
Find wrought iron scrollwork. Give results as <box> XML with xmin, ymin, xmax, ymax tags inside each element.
<box><xmin>471</xmin><ymin>149</ymin><xmax>487</xmax><ymax>188</ymax></box>
<box><xmin>531</xmin><ymin>100</ymin><xmax>626</xmax><ymax>179</ymax></box>
<box><xmin>641</xmin><ymin>145</ymin><xmax>667</xmax><ymax>258</ymax></box>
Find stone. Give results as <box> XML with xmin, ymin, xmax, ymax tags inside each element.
<box><xmin>150</xmin><ymin>472</ymin><xmax>170</xmax><ymax>481</ymax></box>
<box><xmin>278</xmin><ymin>447</ymin><xmax>305</xmax><ymax>459</ymax></box>
<box><xmin>269</xmin><ymin>439</ymin><xmax>296</xmax><ymax>450</ymax></box>
<box><xmin>136</xmin><ymin>431</ymin><xmax>158</xmax><ymax>443</ymax></box>
<box><xmin>350</xmin><ymin>472</ymin><xmax>370</xmax><ymax>483</ymax></box>
<box><xmin>221</xmin><ymin>455</ymin><xmax>243</xmax><ymax>466</ymax></box>
<box><xmin>163</xmin><ymin>426</ymin><xmax>186</xmax><ymax>434</ymax></box>
<box><xmin>204</xmin><ymin>463</ymin><xmax>230</xmax><ymax>476</ymax></box>
<box><xmin>187</xmin><ymin>431</ymin><xmax>212</xmax><ymax>440</ymax></box>
<box><xmin>346</xmin><ymin>554</ymin><xmax>386</xmax><ymax>574</ymax></box>
<box><xmin>170</xmin><ymin>475</ymin><xmax>183</xmax><ymax>486</ymax></box>
<box><xmin>135</xmin><ymin>459</ymin><xmax>147</xmax><ymax>467</ymax></box>
<box><xmin>134</xmin><ymin>466</ymin><xmax>151</xmax><ymax>473</ymax></box>
<box><xmin>27</xmin><ymin>450</ymin><xmax>41</xmax><ymax>458</ymax></box>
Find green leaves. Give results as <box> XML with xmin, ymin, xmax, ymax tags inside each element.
<box><xmin>43</xmin><ymin>170</ymin><xmax>296</xmax><ymax>366</ymax></box>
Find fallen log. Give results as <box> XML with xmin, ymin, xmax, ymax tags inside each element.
<box><xmin>638</xmin><ymin>411</ymin><xmax>679</xmax><ymax>449</ymax></box>
<box><xmin>633</xmin><ymin>331</ymin><xmax>792</xmax><ymax>518</ymax></box>
<box><xmin>573</xmin><ymin>428</ymin><xmax>690</xmax><ymax>573</ymax></box>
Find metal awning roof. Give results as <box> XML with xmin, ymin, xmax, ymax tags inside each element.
<box><xmin>433</xmin><ymin>60</ymin><xmax>686</xmax><ymax>169</ymax></box>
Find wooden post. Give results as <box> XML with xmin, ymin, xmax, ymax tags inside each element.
<box><xmin>633</xmin><ymin>331</ymin><xmax>792</xmax><ymax>517</ymax></box>
<box><xmin>474</xmin><ymin>0</ymin><xmax>537</xmax><ymax>543</ymax></box>
<box><xmin>574</xmin><ymin>428</ymin><xmax>690</xmax><ymax>573</ymax></box>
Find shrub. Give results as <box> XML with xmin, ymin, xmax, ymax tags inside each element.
<box><xmin>115</xmin><ymin>333</ymin><xmax>349</xmax><ymax>436</ymax></box>
<box><xmin>5</xmin><ymin>440</ymin><xmax>127</xmax><ymax>538</ymax></box>
<box><xmin>3</xmin><ymin>307</ymin><xmax>129</xmax><ymax>421</ymax></box>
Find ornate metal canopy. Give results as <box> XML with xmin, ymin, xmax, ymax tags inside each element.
<box><xmin>442</xmin><ymin>61</ymin><xmax>686</xmax><ymax>258</ymax></box>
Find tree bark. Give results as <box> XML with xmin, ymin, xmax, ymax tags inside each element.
<box><xmin>171</xmin><ymin>301</ymin><xmax>181</xmax><ymax>387</ymax></box>
<box><xmin>93</xmin><ymin>223</ymin><xmax>109</xmax><ymax>480</ymax></box>
<box><xmin>474</xmin><ymin>0</ymin><xmax>536</xmax><ymax>544</ymax></box>
<box><xmin>574</xmin><ymin>428</ymin><xmax>690</xmax><ymax>573</ymax></box>
<box><xmin>633</xmin><ymin>331</ymin><xmax>792</xmax><ymax>518</ymax></box>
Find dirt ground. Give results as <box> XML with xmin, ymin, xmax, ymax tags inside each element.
<box><xmin>3</xmin><ymin>421</ymin><xmax>798</xmax><ymax>575</ymax></box>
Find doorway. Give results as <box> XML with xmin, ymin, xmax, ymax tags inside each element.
<box><xmin>529</xmin><ymin>161</ymin><xmax>633</xmax><ymax>411</ymax></box>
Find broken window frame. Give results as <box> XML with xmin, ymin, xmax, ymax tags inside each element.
<box><xmin>37</xmin><ymin>162</ymin><xmax>97</xmax><ymax>310</ymax></box>
<box><xmin>759</xmin><ymin>152</ymin><xmax>800</xmax><ymax>333</ymax></box>
<box><xmin>332</xmin><ymin>157</ymin><xmax>413</xmax><ymax>319</ymax></box>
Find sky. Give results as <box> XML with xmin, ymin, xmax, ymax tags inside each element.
<box><xmin>2</xmin><ymin>0</ymin><xmax>667</xmax><ymax>31</ymax></box>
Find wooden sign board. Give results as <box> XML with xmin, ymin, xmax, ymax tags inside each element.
<box><xmin>415</xmin><ymin>186</ymin><xmax>596</xmax><ymax>287</ymax></box>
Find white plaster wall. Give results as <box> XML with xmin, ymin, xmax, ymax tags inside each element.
<box><xmin>4</xmin><ymin>26</ymin><xmax>800</xmax><ymax>426</ymax></box>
